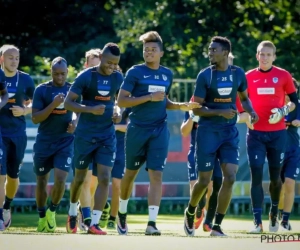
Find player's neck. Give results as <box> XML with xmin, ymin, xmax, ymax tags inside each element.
<box><xmin>145</xmin><ymin>62</ymin><xmax>160</xmax><ymax>70</ymax></box>
<box><xmin>4</xmin><ymin>68</ymin><xmax>17</xmax><ymax>77</ymax></box>
<box><xmin>215</xmin><ymin>62</ymin><xmax>228</xmax><ymax>71</ymax></box>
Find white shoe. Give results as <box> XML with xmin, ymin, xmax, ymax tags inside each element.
<box><xmin>269</xmin><ymin>213</ymin><xmax>279</xmax><ymax>232</ymax></box>
<box><xmin>145</xmin><ymin>225</ymin><xmax>161</xmax><ymax>236</ymax></box>
<box><xmin>280</xmin><ymin>221</ymin><xmax>292</xmax><ymax>231</ymax></box>
<box><xmin>248</xmin><ymin>224</ymin><xmax>263</xmax><ymax>234</ymax></box>
<box><xmin>3</xmin><ymin>209</ymin><xmax>11</xmax><ymax>229</ymax></box>
<box><xmin>0</xmin><ymin>220</ymin><xmax>5</xmax><ymax>231</ymax></box>
<box><xmin>183</xmin><ymin>208</ymin><xmax>195</xmax><ymax>237</ymax></box>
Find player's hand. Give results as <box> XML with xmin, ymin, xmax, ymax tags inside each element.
<box><xmin>52</xmin><ymin>93</ymin><xmax>65</xmax><ymax>107</ymax></box>
<box><xmin>180</xmin><ymin>102</ymin><xmax>201</xmax><ymax>111</ymax></box>
<box><xmin>291</xmin><ymin>119</ymin><xmax>300</xmax><ymax>127</ymax></box>
<box><xmin>150</xmin><ymin>91</ymin><xmax>165</xmax><ymax>102</ymax></box>
<box><xmin>112</xmin><ymin>112</ymin><xmax>122</xmax><ymax>124</ymax></box>
<box><xmin>9</xmin><ymin>105</ymin><xmax>25</xmax><ymax>117</ymax></box>
<box><xmin>220</xmin><ymin>109</ymin><xmax>237</xmax><ymax>119</ymax></box>
<box><xmin>89</xmin><ymin>104</ymin><xmax>106</xmax><ymax>115</ymax></box>
<box><xmin>67</xmin><ymin>120</ymin><xmax>77</xmax><ymax>134</ymax></box>
<box><xmin>249</xmin><ymin>111</ymin><xmax>259</xmax><ymax>125</ymax></box>
<box><xmin>189</xmin><ymin>110</ymin><xmax>199</xmax><ymax>122</ymax></box>
<box><xmin>269</xmin><ymin>106</ymin><xmax>289</xmax><ymax>124</ymax></box>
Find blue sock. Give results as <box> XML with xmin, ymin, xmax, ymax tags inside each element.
<box><xmin>0</xmin><ymin>208</ymin><xmax>3</xmax><ymax>220</ymax></box>
<box><xmin>253</xmin><ymin>208</ymin><xmax>262</xmax><ymax>225</ymax></box>
<box><xmin>282</xmin><ymin>212</ymin><xmax>290</xmax><ymax>222</ymax></box>
<box><xmin>81</xmin><ymin>207</ymin><xmax>91</xmax><ymax>220</ymax></box>
<box><xmin>270</xmin><ymin>201</ymin><xmax>279</xmax><ymax>215</ymax></box>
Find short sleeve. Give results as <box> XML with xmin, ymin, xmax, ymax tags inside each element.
<box><xmin>32</xmin><ymin>86</ymin><xmax>45</xmax><ymax>110</ymax></box>
<box><xmin>184</xmin><ymin>111</ymin><xmax>190</xmax><ymax>122</ymax></box>
<box><xmin>70</xmin><ymin>73</ymin><xmax>89</xmax><ymax>96</ymax></box>
<box><xmin>166</xmin><ymin>71</ymin><xmax>173</xmax><ymax>95</ymax></box>
<box><xmin>121</xmin><ymin>68</ymin><xmax>137</xmax><ymax>93</ymax></box>
<box><xmin>194</xmin><ymin>71</ymin><xmax>207</xmax><ymax>99</ymax></box>
<box><xmin>237</xmin><ymin>69</ymin><xmax>247</xmax><ymax>93</ymax></box>
<box><xmin>24</xmin><ymin>75</ymin><xmax>35</xmax><ymax>99</ymax></box>
<box><xmin>284</xmin><ymin>72</ymin><xmax>296</xmax><ymax>94</ymax></box>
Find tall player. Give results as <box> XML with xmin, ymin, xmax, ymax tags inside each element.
<box><xmin>31</xmin><ymin>57</ymin><xmax>76</xmax><ymax>232</ymax></box>
<box><xmin>0</xmin><ymin>45</ymin><xmax>35</xmax><ymax>228</ymax></box>
<box><xmin>117</xmin><ymin>31</ymin><xmax>200</xmax><ymax>236</ymax></box>
<box><xmin>184</xmin><ymin>36</ymin><xmax>258</xmax><ymax>237</ymax></box>
<box><xmin>64</xmin><ymin>43</ymin><xmax>123</xmax><ymax>235</ymax></box>
<box><xmin>0</xmin><ymin>66</ymin><xmax>8</xmax><ymax>231</ymax></box>
<box><xmin>246</xmin><ymin>41</ymin><xmax>298</xmax><ymax>233</ymax></box>
<box><xmin>277</xmin><ymin>78</ymin><xmax>300</xmax><ymax>231</ymax></box>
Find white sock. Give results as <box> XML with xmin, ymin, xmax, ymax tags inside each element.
<box><xmin>119</xmin><ymin>198</ymin><xmax>129</xmax><ymax>214</ymax></box>
<box><xmin>69</xmin><ymin>202</ymin><xmax>77</xmax><ymax>216</ymax></box>
<box><xmin>148</xmin><ymin>205</ymin><xmax>159</xmax><ymax>222</ymax></box>
<box><xmin>91</xmin><ymin>210</ymin><xmax>102</xmax><ymax>226</ymax></box>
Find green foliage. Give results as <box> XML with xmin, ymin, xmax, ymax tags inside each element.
<box><xmin>1</xmin><ymin>0</ymin><xmax>300</xmax><ymax>80</ymax></box>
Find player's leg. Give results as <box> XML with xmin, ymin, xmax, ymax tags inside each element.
<box><xmin>3</xmin><ymin>135</ymin><xmax>27</xmax><ymax>228</ymax></box>
<box><xmin>247</xmin><ymin>130</ymin><xmax>267</xmax><ymax>233</ymax></box>
<box><xmin>67</xmin><ymin>137</ymin><xmax>92</xmax><ymax>234</ymax></box>
<box><xmin>78</xmin><ymin>167</ymin><xmax>93</xmax><ymax>231</ymax></box>
<box><xmin>89</xmin><ymin>173</ymin><xmax>98</xmax><ymax>210</ymax></box>
<box><xmin>266</xmin><ymin>130</ymin><xmax>287</xmax><ymax>232</ymax></box>
<box><xmin>211</xmin><ymin>128</ymin><xmax>239</xmax><ymax>236</ymax></box>
<box><xmin>278</xmin><ymin>166</ymin><xmax>286</xmax><ymax>220</ymax></box>
<box><xmin>117</xmin><ymin>124</ymin><xmax>147</xmax><ymax>235</ymax></box>
<box><xmin>279</xmin><ymin>148</ymin><xmax>299</xmax><ymax>231</ymax></box>
<box><xmin>0</xmin><ymin>142</ymin><xmax>6</xmax><ymax>231</ymax></box>
<box><xmin>203</xmin><ymin>158</ymin><xmax>222</xmax><ymax>232</ymax></box>
<box><xmin>184</xmin><ymin>127</ymin><xmax>217</xmax><ymax>236</ymax></box>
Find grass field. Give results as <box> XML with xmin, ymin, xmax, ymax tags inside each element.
<box><xmin>1</xmin><ymin>214</ymin><xmax>300</xmax><ymax>250</ymax></box>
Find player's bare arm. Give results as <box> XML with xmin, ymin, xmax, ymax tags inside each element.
<box><xmin>117</xmin><ymin>89</ymin><xmax>157</xmax><ymax>107</ymax></box>
<box><xmin>193</xmin><ymin>95</ymin><xmax>236</xmax><ymax>119</ymax></box>
<box><xmin>166</xmin><ymin>97</ymin><xmax>201</xmax><ymax>111</ymax></box>
<box><xmin>238</xmin><ymin>90</ymin><xmax>259</xmax><ymax>124</ymax></box>
<box><xmin>64</xmin><ymin>91</ymin><xmax>105</xmax><ymax>115</ymax></box>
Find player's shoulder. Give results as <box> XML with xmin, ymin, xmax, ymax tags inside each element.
<box><xmin>245</xmin><ymin>67</ymin><xmax>259</xmax><ymax>76</ymax></box>
<box><xmin>76</xmin><ymin>67</ymin><xmax>93</xmax><ymax>79</ymax></box>
<box><xmin>197</xmin><ymin>65</ymin><xmax>213</xmax><ymax>77</ymax></box>
<box><xmin>111</xmin><ymin>70</ymin><xmax>123</xmax><ymax>80</ymax></box>
<box><xmin>18</xmin><ymin>70</ymin><xmax>34</xmax><ymax>81</ymax></box>
<box><xmin>159</xmin><ymin>65</ymin><xmax>173</xmax><ymax>75</ymax></box>
<box><xmin>36</xmin><ymin>81</ymin><xmax>51</xmax><ymax>89</ymax></box>
<box><xmin>272</xmin><ymin>66</ymin><xmax>292</xmax><ymax>76</ymax></box>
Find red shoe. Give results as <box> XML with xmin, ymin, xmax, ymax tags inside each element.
<box><xmin>203</xmin><ymin>222</ymin><xmax>212</xmax><ymax>232</ymax></box>
<box><xmin>66</xmin><ymin>215</ymin><xmax>78</xmax><ymax>234</ymax></box>
<box><xmin>194</xmin><ymin>208</ymin><xmax>204</xmax><ymax>229</ymax></box>
<box><xmin>88</xmin><ymin>224</ymin><xmax>107</xmax><ymax>235</ymax></box>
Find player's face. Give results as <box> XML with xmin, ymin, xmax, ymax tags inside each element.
<box><xmin>3</xmin><ymin>49</ymin><xmax>19</xmax><ymax>73</ymax></box>
<box><xmin>99</xmin><ymin>53</ymin><xmax>120</xmax><ymax>76</ymax></box>
<box><xmin>256</xmin><ymin>46</ymin><xmax>276</xmax><ymax>71</ymax></box>
<box><xmin>51</xmin><ymin>63</ymin><xmax>68</xmax><ymax>86</ymax></box>
<box><xmin>208</xmin><ymin>42</ymin><xmax>225</xmax><ymax>65</ymax></box>
<box><xmin>143</xmin><ymin>43</ymin><xmax>163</xmax><ymax>63</ymax></box>
<box><xmin>87</xmin><ymin>56</ymin><xmax>100</xmax><ymax>68</ymax></box>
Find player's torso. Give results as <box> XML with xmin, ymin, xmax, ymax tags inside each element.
<box><xmin>130</xmin><ymin>65</ymin><xmax>172</xmax><ymax>126</ymax></box>
<box><xmin>285</xmin><ymin>112</ymin><xmax>300</xmax><ymax>149</ymax></box>
<box><xmin>37</xmin><ymin>82</ymin><xmax>73</xmax><ymax>139</ymax></box>
<box><xmin>247</xmin><ymin>68</ymin><xmax>286</xmax><ymax>131</ymax></box>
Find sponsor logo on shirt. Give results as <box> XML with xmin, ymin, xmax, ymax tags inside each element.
<box><xmin>217</xmin><ymin>87</ymin><xmax>232</xmax><ymax>96</ymax></box>
<box><xmin>214</xmin><ymin>97</ymin><xmax>232</xmax><ymax>103</ymax></box>
<box><xmin>148</xmin><ymin>85</ymin><xmax>166</xmax><ymax>93</ymax></box>
<box><xmin>95</xmin><ymin>96</ymin><xmax>111</xmax><ymax>101</ymax></box>
<box><xmin>257</xmin><ymin>87</ymin><xmax>275</xmax><ymax>95</ymax></box>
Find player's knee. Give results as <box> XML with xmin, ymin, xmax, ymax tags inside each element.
<box><xmin>36</xmin><ymin>176</ymin><xmax>48</xmax><ymax>188</ymax></box>
<box><xmin>250</xmin><ymin>167</ymin><xmax>263</xmax><ymax>186</ymax></box>
<box><xmin>149</xmin><ymin>170</ymin><xmax>163</xmax><ymax>184</ymax></box>
<box><xmin>223</xmin><ymin>173</ymin><xmax>236</xmax><ymax>186</ymax></box>
<box><xmin>284</xmin><ymin>178</ymin><xmax>295</xmax><ymax>193</ymax></box>
<box><xmin>198</xmin><ymin>175</ymin><xmax>211</xmax><ymax>187</ymax></box>
<box><xmin>97</xmin><ymin>173</ymin><xmax>110</xmax><ymax>186</ymax></box>
<box><xmin>269</xmin><ymin>167</ymin><xmax>282</xmax><ymax>183</ymax></box>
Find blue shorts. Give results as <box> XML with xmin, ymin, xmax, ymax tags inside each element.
<box><xmin>1</xmin><ymin>135</ymin><xmax>27</xmax><ymax>178</ymax></box>
<box><xmin>73</xmin><ymin>134</ymin><xmax>116</xmax><ymax>170</ymax></box>
<box><xmin>112</xmin><ymin>137</ymin><xmax>125</xmax><ymax>179</ymax></box>
<box><xmin>196</xmin><ymin>126</ymin><xmax>239</xmax><ymax>172</ymax></box>
<box><xmin>125</xmin><ymin>122</ymin><xmax>169</xmax><ymax>171</ymax></box>
<box><xmin>0</xmin><ymin>136</ymin><xmax>3</xmax><ymax>175</ymax></box>
<box><xmin>281</xmin><ymin>146</ymin><xmax>300</xmax><ymax>181</ymax></box>
<box><xmin>188</xmin><ymin>155</ymin><xmax>222</xmax><ymax>181</ymax></box>
<box><xmin>247</xmin><ymin>129</ymin><xmax>287</xmax><ymax>168</ymax></box>
<box><xmin>33</xmin><ymin>136</ymin><xmax>74</xmax><ymax>176</ymax></box>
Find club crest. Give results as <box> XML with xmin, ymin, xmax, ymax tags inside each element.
<box><xmin>273</xmin><ymin>77</ymin><xmax>278</xmax><ymax>84</ymax></box>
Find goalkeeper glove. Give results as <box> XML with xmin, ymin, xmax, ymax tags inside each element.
<box><xmin>269</xmin><ymin>105</ymin><xmax>289</xmax><ymax>124</ymax></box>
<box><xmin>189</xmin><ymin>110</ymin><xmax>199</xmax><ymax>123</ymax></box>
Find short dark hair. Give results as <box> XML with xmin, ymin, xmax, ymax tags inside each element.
<box><xmin>211</xmin><ymin>36</ymin><xmax>231</xmax><ymax>53</ymax></box>
<box><xmin>51</xmin><ymin>57</ymin><xmax>67</xmax><ymax>67</ymax></box>
<box><xmin>102</xmin><ymin>43</ymin><xmax>120</xmax><ymax>56</ymax></box>
<box><xmin>139</xmin><ymin>31</ymin><xmax>163</xmax><ymax>50</ymax></box>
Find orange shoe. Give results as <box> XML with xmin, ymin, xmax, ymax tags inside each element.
<box><xmin>194</xmin><ymin>208</ymin><xmax>204</xmax><ymax>229</ymax></box>
<box><xmin>88</xmin><ymin>224</ymin><xmax>107</xmax><ymax>235</ymax></box>
<box><xmin>66</xmin><ymin>215</ymin><xmax>78</xmax><ymax>234</ymax></box>
<box><xmin>203</xmin><ymin>222</ymin><xmax>213</xmax><ymax>232</ymax></box>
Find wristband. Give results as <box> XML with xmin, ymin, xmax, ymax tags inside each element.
<box><xmin>150</xmin><ymin>94</ymin><xmax>153</xmax><ymax>101</ymax></box>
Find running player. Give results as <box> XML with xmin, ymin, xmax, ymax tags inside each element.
<box><xmin>116</xmin><ymin>31</ymin><xmax>200</xmax><ymax>236</ymax></box>
<box><xmin>246</xmin><ymin>41</ymin><xmax>298</xmax><ymax>233</ymax></box>
<box><xmin>184</xmin><ymin>36</ymin><xmax>258</xmax><ymax>237</ymax></box>
<box><xmin>0</xmin><ymin>44</ymin><xmax>35</xmax><ymax>228</ymax></box>
<box><xmin>32</xmin><ymin>57</ymin><xmax>76</xmax><ymax>233</ymax></box>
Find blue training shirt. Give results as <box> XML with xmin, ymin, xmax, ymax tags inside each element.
<box><xmin>0</xmin><ymin>70</ymin><xmax>35</xmax><ymax>137</ymax></box>
<box><xmin>32</xmin><ymin>81</ymin><xmax>74</xmax><ymax>141</ymax></box>
<box><xmin>194</xmin><ymin>65</ymin><xmax>247</xmax><ymax>130</ymax></box>
<box><xmin>121</xmin><ymin>64</ymin><xmax>173</xmax><ymax>127</ymax></box>
<box><xmin>70</xmin><ymin>67</ymin><xmax>123</xmax><ymax>138</ymax></box>
<box><xmin>285</xmin><ymin>100</ymin><xmax>300</xmax><ymax>150</ymax></box>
